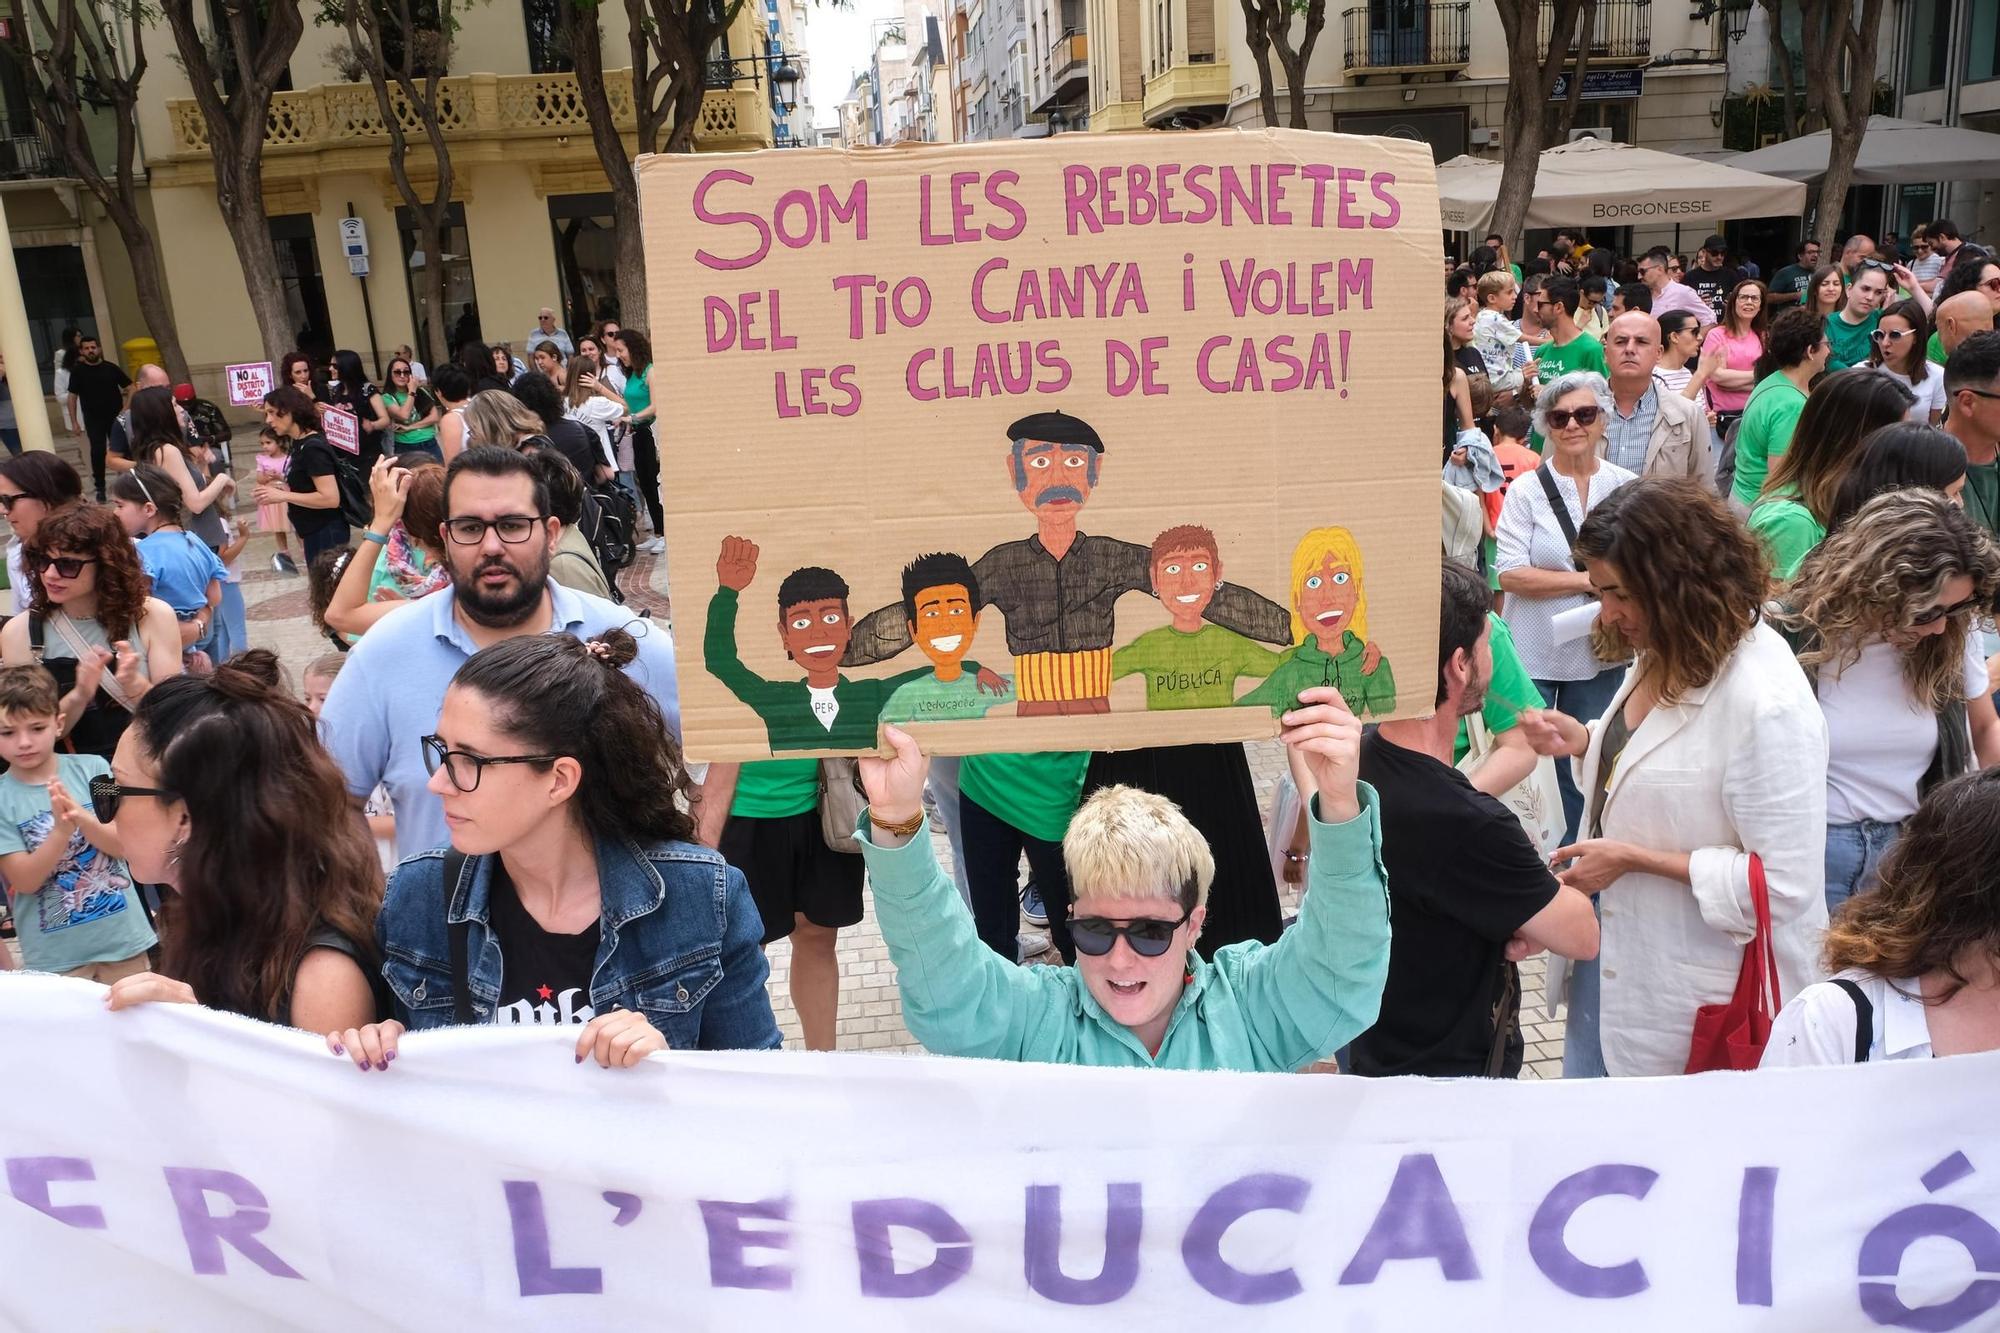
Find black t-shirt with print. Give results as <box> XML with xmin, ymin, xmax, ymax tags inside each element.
<box><xmin>486</xmin><ymin>863</ymin><xmax>600</xmax><ymax>1027</ymax></box>
<box><xmin>1347</xmin><ymin>731</ymin><xmax>1559</xmax><ymax>1078</ymax></box>
<box><xmin>1687</xmin><ymin>263</ymin><xmax>1745</xmax><ymax>321</ymax></box>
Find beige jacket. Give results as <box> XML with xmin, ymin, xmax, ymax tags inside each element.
<box><xmin>1642</xmin><ymin>383</ymin><xmax>1715</xmax><ymax>487</ymax></box>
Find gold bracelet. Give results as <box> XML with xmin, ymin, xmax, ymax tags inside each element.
<box><xmin>866</xmin><ymin>806</ymin><xmax>925</xmax><ymax>838</ymax></box>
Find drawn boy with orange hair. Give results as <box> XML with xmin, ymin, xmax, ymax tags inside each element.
<box><xmin>1111</xmin><ymin>524</ymin><xmax>1285</xmax><ymax>710</ymax></box>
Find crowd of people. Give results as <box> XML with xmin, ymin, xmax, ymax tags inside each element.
<box><xmin>4</xmin><ymin>224</ymin><xmax>1999</xmax><ymax>1091</ymax></box>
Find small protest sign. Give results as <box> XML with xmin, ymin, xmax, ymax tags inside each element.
<box><xmin>321</xmin><ymin>404</ymin><xmax>360</xmax><ymax>456</ymax></box>
<box><xmin>224</xmin><ymin>361</ymin><xmax>274</xmax><ymax>407</ymax></box>
<box><xmin>640</xmin><ymin>128</ymin><xmax>1444</xmax><ymax>760</ymax></box>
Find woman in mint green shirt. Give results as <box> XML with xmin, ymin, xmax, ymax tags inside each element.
<box><xmin>1748</xmin><ymin>371</ymin><xmax>1915</xmax><ymax>578</ymax></box>
<box><xmin>610</xmin><ymin>327</ymin><xmax>665</xmax><ymax>549</ymax></box>
<box><xmin>854</xmin><ymin>688</ymin><xmax>1390</xmax><ymax>1071</ymax></box>
<box><xmin>1730</xmin><ymin>309</ymin><xmax>1828</xmax><ymax>510</ymax></box>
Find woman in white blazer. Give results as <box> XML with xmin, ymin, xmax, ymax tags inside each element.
<box><xmin>1519</xmin><ymin>479</ymin><xmax>1830</xmax><ymax>1077</ymax></box>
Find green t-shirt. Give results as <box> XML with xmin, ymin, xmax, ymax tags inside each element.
<box><xmin>1768</xmin><ymin>263</ymin><xmax>1814</xmax><ymax>301</ymax></box>
<box><xmin>1451</xmin><ymin>613</ymin><xmax>1536</xmax><ymax>765</ymax></box>
<box><xmin>1111</xmin><ymin>623</ymin><xmax>1285</xmax><ymax>710</ymax></box>
<box><xmin>729</xmin><ymin>758</ymin><xmax>821</xmax><ymax>820</ymax></box>
<box><xmin>1747</xmin><ymin>492</ymin><xmax>1826</xmax><ymax>579</ymax></box>
<box><xmin>1731</xmin><ymin>372</ymin><xmax>1810</xmax><ymax>506</ymax></box>
<box><xmin>959</xmin><ymin>751</ymin><xmax>1090</xmax><ymax>844</ymax></box>
<box><xmin>0</xmin><ymin>754</ymin><xmax>155</xmax><ymax>973</ymax></box>
<box><xmin>1237</xmin><ymin>630</ymin><xmax>1398</xmax><ymax>719</ymax></box>
<box><xmin>1534</xmin><ymin>331</ymin><xmax>1607</xmax><ymax>385</ymax></box>
<box><xmin>880</xmin><ymin>670</ymin><xmax>1015</xmax><ymax>724</ymax></box>
<box><xmin>1824</xmin><ymin>309</ymin><xmax>1881</xmax><ymax>371</ymax></box>
<box><xmin>1964</xmin><ymin>460</ymin><xmax>2000</xmax><ymax>543</ymax></box>
<box><xmin>1929</xmin><ymin>330</ymin><xmax>1948</xmax><ymax>367</ymax></box>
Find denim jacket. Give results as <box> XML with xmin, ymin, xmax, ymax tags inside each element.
<box><xmin>377</xmin><ymin>833</ymin><xmax>782</xmax><ymax>1051</ymax></box>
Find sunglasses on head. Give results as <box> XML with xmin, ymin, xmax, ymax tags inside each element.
<box><xmin>1858</xmin><ymin>259</ymin><xmax>1896</xmax><ymax>275</ymax></box>
<box><xmin>1913</xmin><ymin>596</ymin><xmax>1983</xmax><ymax>627</ymax></box>
<box><xmin>1546</xmin><ymin>406</ymin><xmax>1603</xmax><ymax>430</ymax></box>
<box><xmin>27</xmin><ymin>553</ymin><xmax>94</xmax><ymax>579</ymax></box>
<box><xmin>1069</xmin><ymin>909</ymin><xmax>1192</xmax><ymax>958</ymax></box>
<box><xmin>88</xmin><ymin>773</ymin><xmax>176</xmax><ymax>824</ymax></box>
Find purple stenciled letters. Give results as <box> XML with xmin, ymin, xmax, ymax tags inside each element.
<box><xmin>1180</xmin><ymin>1173</ymin><xmax>1310</xmax><ymax>1305</ymax></box>
<box><xmin>6</xmin><ymin>1157</ymin><xmax>107</xmax><ymax>1229</ymax></box>
<box><xmin>852</xmin><ymin>1198</ymin><xmax>974</xmax><ymax>1298</ymax></box>
<box><xmin>1526</xmin><ymin>1164</ymin><xmax>1658</xmax><ymax>1299</ymax></box>
<box><xmin>161</xmin><ymin>1167</ymin><xmax>302</xmax><ymax>1279</ymax></box>
<box><xmin>502</xmin><ymin>1181</ymin><xmax>604</xmax><ymax>1296</ymax></box>
<box><xmin>700</xmin><ymin>1198</ymin><xmax>795</xmax><ymax>1292</ymax></box>
<box><xmin>1338</xmin><ymin>1154</ymin><xmax>1479</xmax><ymax>1286</ymax></box>
<box><xmin>1023</xmin><ymin>1183</ymin><xmax>1143</xmax><ymax>1306</ymax></box>
<box><xmin>1736</xmin><ymin>1167</ymin><xmax>1778</xmax><ymax>1308</ymax></box>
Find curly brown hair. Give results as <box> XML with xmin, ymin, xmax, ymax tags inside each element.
<box><xmin>1775</xmin><ymin>489</ymin><xmax>2000</xmax><ymax>709</ymax></box>
<box><xmin>29</xmin><ymin>503</ymin><xmax>151</xmax><ymax>642</ymax></box>
<box><xmin>1572</xmin><ymin>478</ymin><xmax>1768</xmax><ymax>705</ymax></box>
<box><xmin>1824</xmin><ymin>767</ymin><xmax>2000</xmax><ymax>1001</ymax></box>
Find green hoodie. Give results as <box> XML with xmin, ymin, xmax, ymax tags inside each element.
<box><xmin>857</xmin><ymin>789</ymin><xmax>1390</xmax><ymax>1070</ymax></box>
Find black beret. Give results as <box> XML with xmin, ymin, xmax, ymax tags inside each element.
<box><xmin>1006</xmin><ymin>411</ymin><xmax>1104</xmax><ymax>452</ymax></box>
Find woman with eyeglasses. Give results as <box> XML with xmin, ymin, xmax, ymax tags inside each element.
<box><xmin>379</xmin><ymin>356</ymin><xmax>441</xmax><ymax>460</ymax></box>
<box><xmin>1495</xmin><ymin>369</ymin><xmax>1638</xmax><ymax>845</ymax></box>
<box><xmin>253</xmin><ymin>386</ymin><xmax>350</xmax><ymax>564</ymax></box>
<box><xmin>1769</xmin><ymin>490</ymin><xmax>2000</xmax><ymax>913</ymax></box>
<box><xmin>95</xmin><ymin>650</ymin><xmax>389</xmax><ymax>1030</ymax></box>
<box><xmin>1698</xmin><ymin>279</ymin><xmax>1768</xmax><ymax>436</ymax></box>
<box><xmin>326</xmin><ymin>629</ymin><xmax>780</xmax><ymax>1071</ymax></box>
<box><xmin>0</xmin><ymin>503</ymin><xmax>182</xmax><ymax>758</ymax></box>
<box><xmin>842</xmin><ymin>688</ymin><xmax>1387</xmax><ymax>1070</ymax></box>
<box><xmin>0</xmin><ymin>451</ymin><xmax>83</xmax><ymax>615</ymax></box>
<box><xmin>1747</xmin><ymin>367</ymin><xmax>1917</xmax><ymax>578</ymax></box>
<box><xmin>1866</xmin><ymin>298</ymin><xmax>1946</xmax><ymax>424</ymax></box>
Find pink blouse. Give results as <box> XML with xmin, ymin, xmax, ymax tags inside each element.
<box><xmin>1701</xmin><ymin>325</ymin><xmax>1764</xmax><ymax>414</ymax></box>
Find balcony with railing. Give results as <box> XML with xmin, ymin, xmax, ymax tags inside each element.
<box><xmin>0</xmin><ymin>127</ymin><xmax>65</xmax><ymax>181</ymax></box>
<box><xmin>1341</xmin><ymin>2</ymin><xmax>1470</xmax><ymax>73</ymax></box>
<box><xmin>161</xmin><ymin>68</ymin><xmax>770</xmax><ymax>159</ymax></box>
<box><xmin>1036</xmin><ymin>28</ymin><xmax>1089</xmax><ymax>112</ymax></box>
<box><xmin>1538</xmin><ymin>0</ymin><xmax>1650</xmax><ymax>64</ymax></box>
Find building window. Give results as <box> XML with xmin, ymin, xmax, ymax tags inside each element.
<box><xmin>13</xmin><ymin>243</ymin><xmax>94</xmax><ymax>380</ymax></box>
<box><xmin>396</xmin><ymin>202</ymin><xmax>478</xmax><ymax>366</ymax></box>
<box><xmin>1905</xmin><ymin>0</ymin><xmax>1951</xmax><ymax>92</ymax></box>
<box><xmin>523</xmin><ymin>0</ymin><xmax>570</xmax><ymax>73</ymax></box>
<box><xmin>270</xmin><ymin>215</ymin><xmax>330</xmax><ymax>363</ymax></box>
<box><xmin>1969</xmin><ymin>2</ymin><xmax>2000</xmax><ymax>84</ymax></box>
<box><xmin>548</xmin><ymin>193</ymin><xmax>620</xmax><ymax>333</ymax></box>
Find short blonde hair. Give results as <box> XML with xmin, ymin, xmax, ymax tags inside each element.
<box><xmin>1063</xmin><ymin>785</ymin><xmax>1215</xmax><ymax>912</ymax></box>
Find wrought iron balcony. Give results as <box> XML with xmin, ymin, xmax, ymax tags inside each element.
<box><xmin>1539</xmin><ymin>0</ymin><xmax>1651</xmax><ymax>64</ymax></box>
<box><xmin>0</xmin><ymin>128</ymin><xmax>65</xmax><ymax>181</ymax></box>
<box><xmin>1341</xmin><ymin>2</ymin><xmax>1470</xmax><ymax>72</ymax></box>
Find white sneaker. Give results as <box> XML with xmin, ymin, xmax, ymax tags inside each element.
<box><xmin>643</xmin><ymin>537</ymin><xmax>665</xmax><ymax>555</ymax></box>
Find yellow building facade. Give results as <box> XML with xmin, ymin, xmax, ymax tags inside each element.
<box><xmin>3</xmin><ymin>0</ymin><xmax>781</xmax><ymax>411</ymax></box>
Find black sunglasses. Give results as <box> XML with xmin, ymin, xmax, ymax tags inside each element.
<box><xmin>27</xmin><ymin>553</ymin><xmax>94</xmax><ymax>578</ymax></box>
<box><xmin>1546</xmin><ymin>406</ymin><xmax>1603</xmax><ymax>430</ymax></box>
<box><xmin>422</xmin><ymin>734</ymin><xmax>565</xmax><ymax>792</ymax></box>
<box><xmin>1069</xmin><ymin>910</ymin><xmax>1192</xmax><ymax>958</ymax></box>
<box><xmin>1913</xmin><ymin>596</ymin><xmax>1982</xmax><ymax>627</ymax></box>
<box><xmin>88</xmin><ymin>773</ymin><xmax>177</xmax><ymax>824</ymax></box>
<box><xmin>0</xmin><ymin>491</ymin><xmax>27</xmax><ymax>512</ymax></box>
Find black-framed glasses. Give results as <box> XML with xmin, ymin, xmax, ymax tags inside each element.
<box><xmin>27</xmin><ymin>553</ymin><xmax>94</xmax><ymax>578</ymax></box>
<box><xmin>88</xmin><ymin>774</ymin><xmax>177</xmax><ymax>824</ymax></box>
<box><xmin>421</xmin><ymin>734</ymin><xmax>565</xmax><ymax>792</ymax></box>
<box><xmin>444</xmin><ymin>515</ymin><xmax>545</xmax><ymax>546</ymax></box>
<box><xmin>1069</xmin><ymin>910</ymin><xmax>1192</xmax><ymax>959</ymax></box>
<box><xmin>1546</xmin><ymin>406</ymin><xmax>1603</xmax><ymax>430</ymax></box>
<box><xmin>1913</xmin><ymin>596</ymin><xmax>1983</xmax><ymax>627</ymax></box>
<box><xmin>1960</xmin><ymin>388</ymin><xmax>2000</xmax><ymax>404</ymax></box>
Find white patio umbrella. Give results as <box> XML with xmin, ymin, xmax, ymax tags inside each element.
<box><xmin>1436</xmin><ymin>136</ymin><xmax>1809</xmax><ymax>235</ymax></box>
<box><xmin>1724</xmin><ymin>114</ymin><xmax>2000</xmax><ymax>185</ymax></box>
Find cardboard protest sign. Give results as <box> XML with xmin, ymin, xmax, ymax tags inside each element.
<box><xmin>321</xmin><ymin>404</ymin><xmax>361</xmax><ymax>456</ymax></box>
<box><xmin>224</xmin><ymin>361</ymin><xmax>274</xmax><ymax>407</ymax></box>
<box><xmin>641</xmin><ymin>128</ymin><xmax>1443</xmax><ymax>761</ymax></box>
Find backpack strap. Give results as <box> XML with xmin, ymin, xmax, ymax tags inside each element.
<box><xmin>1534</xmin><ymin>464</ymin><xmax>1581</xmax><ymax>548</ymax></box>
<box><xmin>1830</xmin><ymin>978</ymin><xmax>1874</xmax><ymax>1063</ymax></box>
<box><xmin>443</xmin><ymin>848</ymin><xmax>474</xmax><ymax>1025</ymax></box>
<box><xmin>27</xmin><ymin>611</ymin><xmax>43</xmax><ymax>662</ymax></box>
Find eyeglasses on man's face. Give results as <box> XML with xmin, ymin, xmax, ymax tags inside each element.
<box><xmin>444</xmin><ymin>515</ymin><xmax>546</xmax><ymax>546</ymax></box>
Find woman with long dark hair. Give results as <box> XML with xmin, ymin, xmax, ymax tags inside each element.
<box><xmin>97</xmin><ymin>651</ymin><xmax>387</xmax><ymax>1030</ymax></box>
<box><xmin>1825</xmin><ymin>422</ymin><xmax>1968</xmax><ymax>532</ymax></box>
<box><xmin>252</xmin><ymin>386</ymin><xmax>351</xmax><ymax>563</ymax></box>
<box><xmin>323</xmin><ymin>349</ymin><xmax>392</xmax><ymax>468</ymax></box>
<box><xmin>1747</xmin><ymin>367</ymin><xmax>1916</xmax><ymax>577</ymax></box>
<box><xmin>0</xmin><ymin>503</ymin><xmax>183</xmax><ymax>757</ymax></box>
<box><xmin>329</xmin><ymin>629</ymin><xmax>780</xmax><ymax>1068</ymax></box>
<box><xmin>126</xmin><ymin>384</ymin><xmax>234</xmax><ymax>522</ymax></box>
<box><xmin>609</xmin><ymin>327</ymin><xmax>665</xmax><ymax>553</ymax></box>
<box><xmin>0</xmin><ymin>451</ymin><xmax>83</xmax><ymax>615</ymax></box>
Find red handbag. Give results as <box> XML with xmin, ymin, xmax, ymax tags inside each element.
<box><xmin>1684</xmin><ymin>855</ymin><xmax>1780</xmax><ymax>1073</ymax></box>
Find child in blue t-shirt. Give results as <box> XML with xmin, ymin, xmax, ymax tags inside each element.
<box><xmin>110</xmin><ymin>462</ymin><xmax>225</xmax><ymax>660</ymax></box>
<box><xmin>0</xmin><ymin>665</ymin><xmax>154</xmax><ymax>980</ymax></box>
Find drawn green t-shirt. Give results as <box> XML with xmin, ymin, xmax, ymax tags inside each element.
<box><xmin>1237</xmin><ymin>630</ymin><xmax>1398</xmax><ymax>719</ymax></box>
<box><xmin>881</xmin><ymin>671</ymin><xmax>1016</xmax><ymax>724</ymax></box>
<box><xmin>1112</xmin><ymin>623</ymin><xmax>1285</xmax><ymax>710</ymax></box>
<box><xmin>728</xmin><ymin>759</ymin><xmax>821</xmax><ymax>820</ymax></box>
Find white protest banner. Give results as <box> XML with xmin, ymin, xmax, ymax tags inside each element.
<box><xmin>1</xmin><ymin>973</ymin><xmax>1995</xmax><ymax>1331</ymax></box>
<box><xmin>224</xmin><ymin>361</ymin><xmax>274</xmax><ymax>408</ymax></box>
<box><xmin>321</xmin><ymin>404</ymin><xmax>360</xmax><ymax>455</ymax></box>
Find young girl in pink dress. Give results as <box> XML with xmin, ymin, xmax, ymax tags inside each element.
<box><xmin>254</xmin><ymin>427</ymin><xmax>296</xmax><ymax>574</ymax></box>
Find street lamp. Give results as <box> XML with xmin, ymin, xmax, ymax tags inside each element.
<box><xmin>771</xmin><ymin>60</ymin><xmax>803</xmax><ymax>112</ymax></box>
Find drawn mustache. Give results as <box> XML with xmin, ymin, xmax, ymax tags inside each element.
<box><xmin>1035</xmin><ymin>486</ymin><xmax>1086</xmax><ymax>506</ymax></box>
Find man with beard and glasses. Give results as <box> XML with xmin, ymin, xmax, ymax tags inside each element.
<box><xmin>320</xmin><ymin>446</ymin><xmax>681</xmax><ymax>861</ymax></box>
<box><xmin>1341</xmin><ymin>561</ymin><xmax>1598</xmax><ymax>1079</ymax></box>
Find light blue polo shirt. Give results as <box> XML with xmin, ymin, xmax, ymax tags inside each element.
<box><xmin>320</xmin><ymin>580</ymin><xmax>681</xmax><ymax>863</ymax></box>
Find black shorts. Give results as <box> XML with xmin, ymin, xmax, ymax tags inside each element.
<box><xmin>719</xmin><ymin>809</ymin><xmax>864</xmax><ymax>944</ymax></box>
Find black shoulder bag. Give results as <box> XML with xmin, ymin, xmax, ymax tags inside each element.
<box><xmin>1830</xmin><ymin>978</ymin><xmax>1874</xmax><ymax>1063</ymax></box>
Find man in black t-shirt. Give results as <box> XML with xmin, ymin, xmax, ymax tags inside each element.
<box><xmin>1686</xmin><ymin>234</ymin><xmax>1744</xmax><ymax>322</ymax></box>
<box><xmin>1347</xmin><ymin>562</ymin><xmax>1600</xmax><ymax>1079</ymax></box>
<box><xmin>63</xmin><ymin>335</ymin><xmax>129</xmax><ymax>500</ymax></box>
